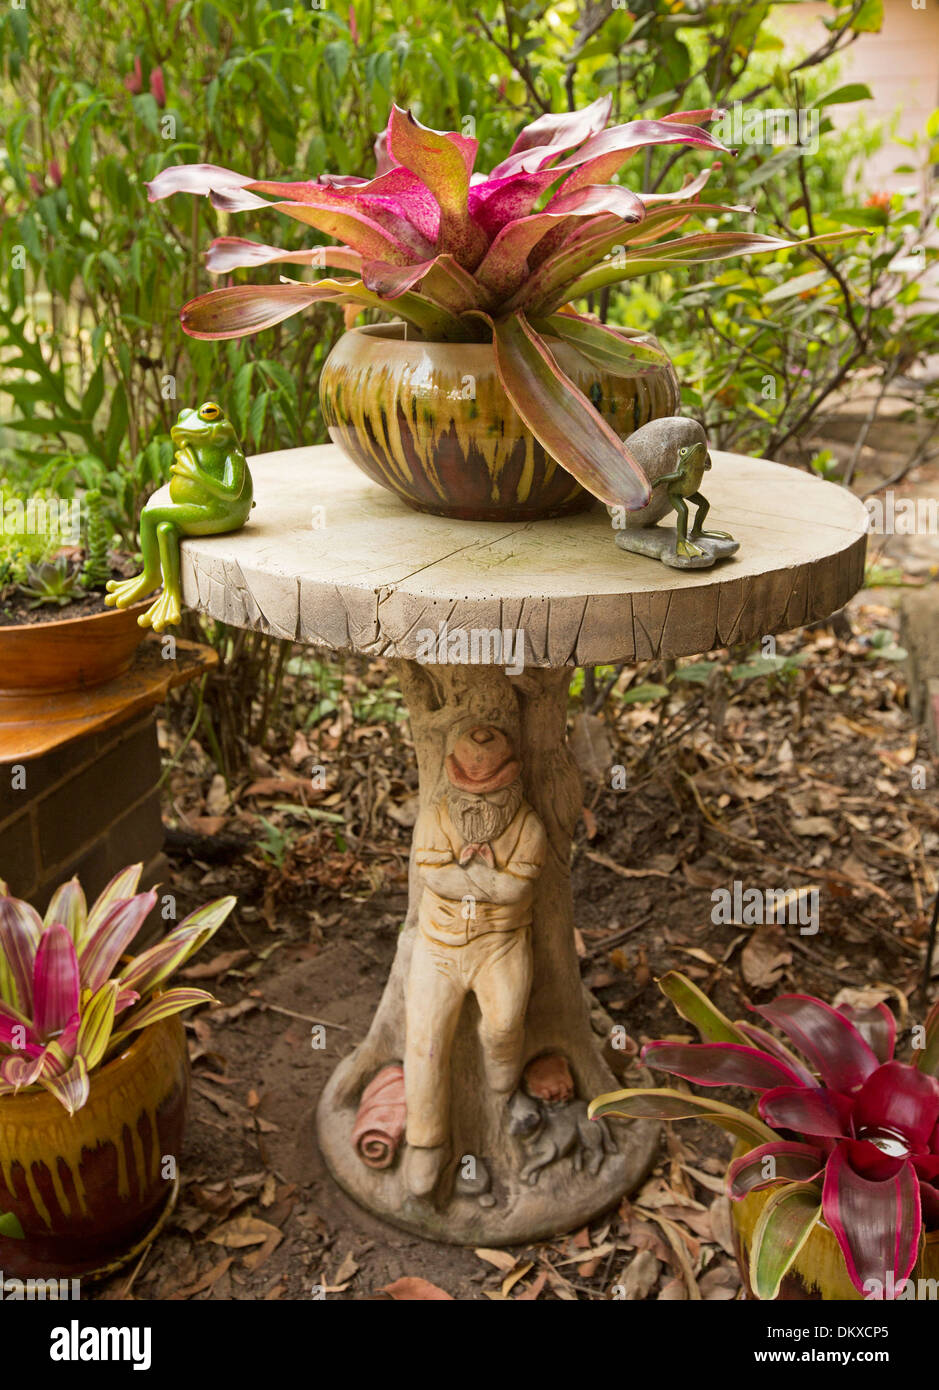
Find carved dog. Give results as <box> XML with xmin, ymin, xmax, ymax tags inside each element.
<box><xmin>507</xmin><ymin>1090</ymin><xmax>614</xmax><ymax>1186</ymax></box>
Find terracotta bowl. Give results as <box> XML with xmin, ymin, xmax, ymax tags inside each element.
<box><xmin>319</xmin><ymin>321</ymin><xmax>679</xmax><ymax>522</ymax></box>
<box><xmin>0</xmin><ymin>602</ymin><xmax>148</xmax><ymax>696</ymax></box>
<box><xmin>0</xmin><ymin>1015</ymin><xmax>189</xmax><ymax>1279</ymax></box>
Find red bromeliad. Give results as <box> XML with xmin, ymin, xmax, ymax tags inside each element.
<box><xmin>0</xmin><ymin>865</ymin><xmax>235</xmax><ymax>1115</ymax></box>
<box><xmin>590</xmin><ymin>972</ymin><xmax>939</xmax><ymax>1299</ymax></box>
<box><xmin>146</xmin><ymin>98</ymin><xmax>858</xmax><ymax>511</ymax></box>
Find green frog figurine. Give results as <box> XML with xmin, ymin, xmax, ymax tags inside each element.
<box><xmin>607</xmin><ymin>417</ymin><xmax>739</xmax><ymax>570</ymax></box>
<box><xmin>106</xmin><ymin>401</ymin><xmax>253</xmax><ymax>631</ymax></box>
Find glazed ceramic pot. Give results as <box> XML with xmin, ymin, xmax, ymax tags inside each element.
<box><xmin>732</xmin><ymin>1161</ymin><xmax>939</xmax><ymax>1300</ymax></box>
<box><xmin>319</xmin><ymin>321</ymin><xmax>679</xmax><ymax>522</ymax></box>
<box><xmin>0</xmin><ymin>603</ymin><xmax>149</xmax><ymax>696</ymax></box>
<box><xmin>0</xmin><ymin>1016</ymin><xmax>189</xmax><ymax>1279</ymax></box>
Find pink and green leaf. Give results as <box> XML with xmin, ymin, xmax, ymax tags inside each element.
<box><xmin>753</xmin><ymin>994</ymin><xmax>880</xmax><ymax>1092</ymax></box>
<box><xmin>553</xmin><ymin>116</ymin><xmax>730</xmax><ymax>194</ymax></box>
<box><xmin>258</xmin><ymin>200</ymin><xmax>427</xmax><ymax>265</ymax></box>
<box><xmin>552</xmin><ymin>229</ymin><xmax>865</xmax><ymax>309</ymax></box>
<box><xmin>588</xmin><ymin>1086</ymin><xmax>779</xmax><ymax>1146</ymax></box>
<box><xmin>653</xmin><ymin>970</ymin><xmax>750</xmax><ymax>1044</ymax></box>
<box><xmin>179</xmin><ymin>282</ymin><xmax>354</xmax><ymax>339</ymax></box>
<box><xmin>108</xmin><ymin>987</ymin><xmax>217</xmax><ymax>1050</ymax></box>
<box><xmin>33</xmin><ymin>924</ymin><xmax>80</xmax><ymax>1040</ymax></box>
<box><xmin>86</xmin><ymin>864</ymin><xmax>143</xmax><ymax>939</ymax></box>
<box><xmin>0</xmin><ymin>1050</ymin><xmax>46</xmax><ymax>1090</ymax></box>
<box><xmin>506</xmin><ymin>95</ymin><xmax>613</xmax><ymax>160</ymax></box>
<box><xmin>837</xmin><ymin>1002</ymin><xmax>896</xmax><ymax>1065</ymax></box>
<box><xmin>0</xmin><ymin>896</ymin><xmax>42</xmax><ymax>1014</ymax></box>
<box><xmin>386</xmin><ymin>106</ymin><xmax>485</xmax><ymax>266</ymax></box>
<box><xmin>484</xmin><ymin>311</ymin><xmax>651</xmax><ymax>510</ymax></box>
<box><xmin>43</xmin><ymin>877</ymin><xmax>87</xmax><ymax>945</ymax></box>
<box><xmin>386</xmin><ymin>106</ymin><xmax>475</xmax><ymax>212</ymax></box>
<box><xmin>119</xmin><ymin>896</ymin><xmax>236</xmax><ymax>995</ymax></box>
<box><xmin>749</xmin><ymin>1182</ymin><xmax>823</xmax><ymax>1300</ymax></box>
<box><xmin>642</xmin><ymin>1040</ymin><xmax>807</xmax><ymax>1092</ymax></box>
<box><xmin>38</xmin><ymin>1055</ymin><xmax>89</xmax><ymax>1116</ymax></box>
<box><xmin>734</xmin><ymin>1021</ymin><xmax>816</xmax><ymax>1087</ymax></box>
<box><xmin>822</xmin><ymin>1146</ymin><xmax>922</xmax><ymax>1296</ymax></box>
<box><xmin>75</xmin><ymin>981</ymin><xmax>119</xmax><ymax>1072</ymax></box>
<box><xmin>916</xmin><ymin>997</ymin><xmax>939</xmax><ymax>1077</ymax></box>
<box><xmin>79</xmin><ymin>890</ymin><xmax>157</xmax><ymax>992</ymax></box>
<box><xmin>758</xmin><ymin>1084</ymin><xmax>854</xmax><ymax>1139</ymax></box>
<box><xmin>204</xmin><ymin>237</ymin><xmax>362</xmax><ymax>275</ymax></box>
<box><xmin>727</xmin><ymin>1141</ymin><xmax>825</xmax><ymax>1200</ymax></box>
<box><xmin>533</xmin><ymin>313</ymin><xmax>669</xmax><ymax>376</ymax></box>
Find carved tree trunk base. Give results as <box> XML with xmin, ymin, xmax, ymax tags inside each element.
<box><xmin>316</xmin><ymin>660</ymin><xmax>658</xmax><ymax>1246</ymax></box>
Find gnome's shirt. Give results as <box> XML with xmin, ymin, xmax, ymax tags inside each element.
<box><xmin>415</xmin><ymin>801</ymin><xmax>546</xmax><ymax>944</ymax></box>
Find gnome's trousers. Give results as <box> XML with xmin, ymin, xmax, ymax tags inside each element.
<box><xmin>404</xmin><ymin>926</ymin><xmax>532</xmax><ymax>1149</ymax></box>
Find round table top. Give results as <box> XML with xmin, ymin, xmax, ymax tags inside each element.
<box><xmin>174</xmin><ymin>443</ymin><xmax>868</xmax><ymax>667</ymax></box>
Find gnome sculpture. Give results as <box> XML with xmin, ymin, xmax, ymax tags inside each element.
<box><xmin>403</xmin><ymin>725</ymin><xmax>547</xmax><ymax>1197</ymax></box>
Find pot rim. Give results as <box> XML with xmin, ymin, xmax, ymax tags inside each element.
<box><xmin>0</xmin><ymin>598</ymin><xmax>149</xmax><ymax>638</ymax></box>
<box><xmin>339</xmin><ymin>318</ymin><xmax>669</xmax><ymax>355</ymax></box>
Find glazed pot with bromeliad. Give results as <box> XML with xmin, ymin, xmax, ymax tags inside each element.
<box><xmin>319</xmin><ymin>321</ymin><xmax>677</xmax><ymax>521</ymax></box>
<box><xmin>148</xmin><ymin>99</ymin><xmax>855</xmax><ymax>524</ymax></box>
<box><xmin>591</xmin><ymin>971</ymin><xmax>939</xmax><ymax>1301</ymax></box>
<box><xmin>0</xmin><ymin>864</ymin><xmax>236</xmax><ymax>1279</ymax></box>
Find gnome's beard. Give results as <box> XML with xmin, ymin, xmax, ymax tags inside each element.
<box><xmin>448</xmin><ymin>781</ymin><xmax>523</xmax><ymax>845</ymax></box>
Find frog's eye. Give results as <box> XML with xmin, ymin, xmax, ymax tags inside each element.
<box><xmin>199</xmin><ymin>403</ymin><xmax>221</xmax><ymax>421</ymax></box>
<box><xmin>678</xmin><ymin>446</ymin><xmax>688</xmax><ymax>457</ymax></box>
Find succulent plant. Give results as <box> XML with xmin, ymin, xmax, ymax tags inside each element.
<box><xmin>81</xmin><ymin>489</ymin><xmax>111</xmax><ymax>590</ymax></box>
<box><xmin>147</xmin><ymin>98</ymin><xmax>858</xmax><ymax>511</ymax></box>
<box><xmin>591</xmin><ymin>972</ymin><xmax>939</xmax><ymax>1299</ymax></box>
<box><xmin>0</xmin><ymin>865</ymin><xmax>235</xmax><ymax>1114</ymax></box>
<box><xmin>19</xmin><ymin>556</ymin><xmax>85</xmax><ymax>609</ymax></box>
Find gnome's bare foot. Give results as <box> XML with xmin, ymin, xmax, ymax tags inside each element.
<box><xmin>405</xmin><ymin>1144</ymin><xmax>446</xmax><ymax>1197</ymax></box>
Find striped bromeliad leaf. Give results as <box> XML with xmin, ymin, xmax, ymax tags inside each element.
<box><xmin>749</xmin><ymin>1183</ymin><xmax>823</xmax><ymax>1300</ymax></box>
<box><xmin>591</xmin><ymin>971</ymin><xmax>939</xmax><ymax>1299</ymax></box>
<box><xmin>0</xmin><ymin>869</ymin><xmax>235</xmax><ymax>1114</ymax></box>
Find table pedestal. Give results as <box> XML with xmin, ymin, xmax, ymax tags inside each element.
<box><xmin>171</xmin><ymin>442</ymin><xmax>869</xmax><ymax>1244</ymax></box>
<box><xmin>316</xmin><ymin>659</ymin><xmax>657</xmax><ymax>1244</ymax></box>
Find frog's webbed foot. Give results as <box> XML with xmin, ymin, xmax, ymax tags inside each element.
<box><xmin>675</xmin><ymin>537</ymin><xmax>707</xmax><ymax>561</ymax></box>
<box><xmin>696</xmin><ymin>529</ymin><xmax>735</xmax><ymax>542</ymax></box>
<box><xmin>105</xmin><ymin>573</ymin><xmax>156</xmax><ymax>610</ymax></box>
<box><xmin>137</xmin><ymin>587</ymin><xmax>182</xmax><ymax>633</ymax></box>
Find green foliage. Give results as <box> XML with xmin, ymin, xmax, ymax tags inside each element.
<box><xmin>0</xmin><ymin>0</ymin><xmax>509</xmax><ymax>535</ymax></box>
<box><xmin>0</xmin><ymin>521</ymin><xmax>57</xmax><ymax>592</ymax></box>
<box><xmin>0</xmin><ymin>0</ymin><xmax>914</xmax><ymax>541</ymax></box>
<box><xmin>80</xmin><ymin>489</ymin><xmax>111</xmax><ymax>589</ymax></box>
<box><xmin>19</xmin><ymin>556</ymin><xmax>84</xmax><ymax>608</ymax></box>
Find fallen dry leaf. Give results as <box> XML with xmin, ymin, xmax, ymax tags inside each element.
<box><xmin>205</xmin><ymin>1216</ymin><xmax>282</xmax><ymax>1249</ymax></box>
<box><xmin>708</xmin><ymin>1195</ymin><xmax>737</xmax><ymax>1257</ymax></box>
<box><xmin>791</xmin><ymin>816</ymin><xmax>839</xmax><ymax>839</ymax></box>
<box><xmin>740</xmin><ymin>928</ymin><xmax>792</xmax><ymax>990</ymax></box>
<box><xmin>167</xmin><ymin>1257</ymin><xmax>233</xmax><ymax>1300</ymax></box>
<box><xmin>515</xmin><ymin>1270</ymin><xmax>548</xmax><ymax>1301</ymax></box>
<box><xmin>334</xmin><ymin>1251</ymin><xmax>360</xmax><ymax>1285</ymax></box>
<box><xmin>615</xmin><ymin>1248</ymin><xmax>660</xmax><ymax>1301</ymax></box>
<box><xmin>474</xmin><ymin>1247</ymin><xmax>517</xmax><ymax>1272</ymax></box>
<box><xmin>382</xmin><ymin>1277</ymin><xmax>453</xmax><ymax>1301</ymax></box>
<box><xmin>502</xmin><ymin>1261</ymin><xmax>533</xmax><ymax>1296</ymax></box>
<box><xmin>181</xmin><ymin>949</ymin><xmax>250</xmax><ymax>981</ymax></box>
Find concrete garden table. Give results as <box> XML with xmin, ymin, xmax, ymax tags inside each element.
<box><xmin>171</xmin><ymin>443</ymin><xmax>868</xmax><ymax>1245</ymax></box>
